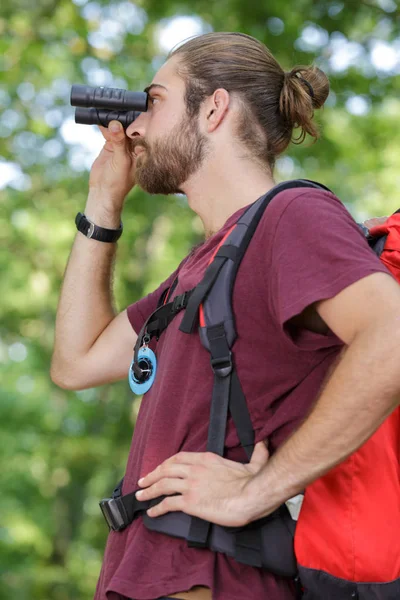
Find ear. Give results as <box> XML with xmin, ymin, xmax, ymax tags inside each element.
<box><xmin>204</xmin><ymin>88</ymin><xmax>230</xmax><ymax>133</ymax></box>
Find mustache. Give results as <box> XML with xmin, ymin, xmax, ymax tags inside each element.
<box><xmin>130</xmin><ymin>138</ymin><xmax>150</xmax><ymax>154</ymax></box>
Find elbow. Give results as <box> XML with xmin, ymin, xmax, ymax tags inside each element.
<box><xmin>51</xmin><ymin>374</ymin><xmax>78</xmax><ymax>391</ymax></box>
<box><xmin>50</xmin><ymin>356</ymin><xmax>82</xmax><ymax>390</ymax></box>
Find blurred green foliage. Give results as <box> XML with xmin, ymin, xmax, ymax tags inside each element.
<box><xmin>0</xmin><ymin>0</ymin><xmax>399</xmax><ymax>598</ymax></box>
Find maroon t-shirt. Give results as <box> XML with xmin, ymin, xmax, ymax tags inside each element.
<box><xmin>95</xmin><ymin>188</ymin><xmax>389</xmax><ymax>600</ymax></box>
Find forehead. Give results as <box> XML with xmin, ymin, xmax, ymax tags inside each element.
<box><xmin>150</xmin><ymin>55</ymin><xmax>185</xmax><ymax>93</ymax></box>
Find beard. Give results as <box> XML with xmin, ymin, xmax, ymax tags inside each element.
<box><xmin>131</xmin><ymin>112</ymin><xmax>209</xmax><ymax>195</ymax></box>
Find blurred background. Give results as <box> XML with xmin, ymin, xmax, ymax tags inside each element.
<box><xmin>1</xmin><ymin>0</ymin><xmax>399</xmax><ymax>598</ymax></box>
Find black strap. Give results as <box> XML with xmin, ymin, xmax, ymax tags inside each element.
<box><xmin>186</xmin><ymin>515</ymin><xmax>211</xmax><ymax>548</ymax></box>
<box><xmin>187</xmin><ymin>368</ymin><xmax>257</xmax><ymax>546</ymax></box>
<box><xmin>187</xmin><ymin>324</ymin><xmax>233</xmax><ymax>548</ymax></box>
<box><xmin>99</xmin><ymin>484</ymin><xmax>151</xmax><ymax>532</ymax></box>
<box><xmin>206</xmin><ymin>324</ymin><xmax>233</xmax><ymax>455</ymax></box>
<box><xmin>229</xmin><ymin>370</ymin><xmax>255</xmax><ymax>461</ymax></box>
<box><xmin>157</xmin><ymin>277</ymin><xmax>180</xmax><ymax>308</ymax></box>
<box><xmin>132</xmin><ymin>290</ymin><xmax>193</xmax><ymax>381</ymax></box>
<box><xmin>231</xmin><ymin>505</ymin><xmax>293</xmax><ymax>570</ymax></box>
<box><xmin>179</xmin><ymin>257</ymin><xmax>227</xmax><ymax>334</ymax></box>
<box><xmin>207</xmin><ymin>374</ymin><xmax>231</xmax><ymax>455</ymax></box>
<box><xmin>234</xmin><ymin>526</ymin><xmax>263</xmax><ymax>567</ymax></box>
<box><xmin>215</xmin><ymin>245</ymin><xmax>238</xmax><ymax>261</ymax></box>
<box><xmin>190</xmin><ymin>181</ymin><xmax>331</xmax><ymax>457</ymax></box>
<box><xmin>113</xmin><ymin>481</ymin><xmax>166</xmax><ymax>524</ymax></box>
<box><xmin>120</xmin><ymin>491</ymin><xmax>150</xmax><ymax>521</ymax></box>
<box><xmin>75</xmin><ymin>212</ymin><xmax>123</xmax><ymax>243</ymax></box>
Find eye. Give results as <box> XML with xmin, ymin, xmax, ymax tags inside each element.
<box><xmin>149</xmin><ymin>96</ymin><xmax>160</xmax><ymax>106</ymax></box>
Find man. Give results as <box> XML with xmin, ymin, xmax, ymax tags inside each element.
<box><xmin>51</xmin><ymin>32</ymin><xmax>400</xmax><ymax>600</ymax></box>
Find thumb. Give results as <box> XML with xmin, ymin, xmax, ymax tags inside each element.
<box><xmin>249</xmin><ymin>440</ymin><xmax>269</xmax><ymax>471</ymax></box>
<box><xmin>108</xmin><ymin>120</ymin><xmax>129</xmax><ymax>156</ymax></box>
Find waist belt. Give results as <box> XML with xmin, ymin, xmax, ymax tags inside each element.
<box><xmin>100</xmin><ymin>478</ymin><xmax>298</xmax><ymax>578</ymax></box>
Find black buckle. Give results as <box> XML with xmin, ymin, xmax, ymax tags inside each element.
<box><xmin>99</xmin><ymin>497</ymin><xmax>128</xmax><ymax>532</ymax></box>
<box><xmin>211</xmin><ymin>352</ymin><xmax>232</xmax><ymax>377</ymax></box>
<box><xmin>172</xmin><ymin>292</ymin><xmax>188</xmax><ymax>313</ymax></box>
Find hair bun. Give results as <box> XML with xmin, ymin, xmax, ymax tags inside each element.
<box><xmin>280</xmin><ymin>65</ymin><xmax>330</xmax><ymax>143</ymax></box>
<box><xmin>293</xmin><ymin>72</ymin><xmax>315</xmax><ymax>101</ymax></box>
<box><xmin>171</xmin><ymin>32</ymin><xmax>330</xmax><ymax>164</ymax></box>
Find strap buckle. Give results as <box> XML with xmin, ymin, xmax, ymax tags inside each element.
<box><xmin>172</xmin><ymin>291</ymin><xmax>188</xmax><ymax>313</ymax></box>
<box><xmin>99</xmin><ymin>497</ymin><xmax>129</xmax><ymax>532</ymax></box>
<box><xmin>211</xmin><ymin>352</ymin><xmax>232</xmax><ymax>377</ymax></box>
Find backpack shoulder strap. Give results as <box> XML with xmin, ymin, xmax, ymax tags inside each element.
<box><xmin>179</xmin><ymin>179</ymin><xmax>330</xmax><ymax>459</ymax></box>
<box><xmin>183</xmin><ymin>180</ymin><xmax>329</xmax><ymax>549</ymax></box>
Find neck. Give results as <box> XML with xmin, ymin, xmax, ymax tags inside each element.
<box><xmin>181</xmin><ymin>152</ymin><xmax>276</xmax><ymax>238</ymax></box>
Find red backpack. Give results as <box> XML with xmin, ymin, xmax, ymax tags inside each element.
<box><xmin>295</xmin><ymin>212</ymin><xmax>400</xmax><ymax>599</ymax></box>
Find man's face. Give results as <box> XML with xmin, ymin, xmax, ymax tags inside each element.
<box><xmin>126</xmin><ymin>57</ymin><xmax>209</xmax><ymax>194</ymax></box>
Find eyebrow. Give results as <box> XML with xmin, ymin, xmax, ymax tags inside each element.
<box><xmin>143</xmin><ymin>83</ymin><xmax>168</xmax><ymax>95</ymax></box>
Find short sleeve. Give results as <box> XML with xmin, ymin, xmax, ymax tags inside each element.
<box><xmin>268</xmin><ymin>189</ymin><xmax>390</xmax><ymax>345</ymax></box>
<box><xmin>126</xmin><ymin>267</ymin><xmax>181</xmax><ymax>335</ymax></box>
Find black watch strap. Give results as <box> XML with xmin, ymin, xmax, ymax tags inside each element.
<box><xmin>75</xmin><ymin>212</ymin><xmax>123</xmax><ymax>243</ymax></box>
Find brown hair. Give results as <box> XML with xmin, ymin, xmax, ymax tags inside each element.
<box><xmin>170</xmin><ymin>32</ymin><xmax>329</xmax><ymax>169</ymax></box>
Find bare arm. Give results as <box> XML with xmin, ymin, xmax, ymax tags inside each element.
<box><xmin>51</xmin><ymin>121</ymin><xmax>138</xmax><ymax>390</ymax></box>
<box><xmin>51</xmin><ymin>220</ymin><xmax>137</xmax><ymax>389</ymax></box>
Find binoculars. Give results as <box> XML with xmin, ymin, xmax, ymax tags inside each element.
<box><xmin>70</xmin><ymin>84</ymin><xmax>148</xmax><ymax>128</ymax></box>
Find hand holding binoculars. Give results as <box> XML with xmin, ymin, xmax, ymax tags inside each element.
<box><xmin>70</xmin><ymin>84</ymin><xmax>148</xmax><ymax>128</ymax></box>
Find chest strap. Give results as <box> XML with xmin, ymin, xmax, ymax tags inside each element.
<box><xmin>131</xmin><ymin>289</ymin><xmax>193</xmax><ymax>381</ymax></box>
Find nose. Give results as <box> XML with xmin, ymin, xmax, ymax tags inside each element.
<box><xmin>126</xmin><ymin>111</ymin><xmax>147</xmax><ymax>139</ymax></box>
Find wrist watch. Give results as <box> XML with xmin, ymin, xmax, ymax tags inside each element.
<box><xmin>75</xmin><ymin>212</ymin><xmax>123</xmax><ymax>243</ymax></box>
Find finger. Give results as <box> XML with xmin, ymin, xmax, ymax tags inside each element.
<box><xmin>136</xmin><ymin>477</ymin><xmax>187</xmax><ymax>501</ymax></box>
<box><xmin>139</xmin><ymin>451</ymin><xmax>247</xmax><ymax>488</ymax></box>
<box><xmin>106</xmin><ymin>120</ymin><xmax>130</xmax><ymax>159</ymax></box>
<box><xmin>147</xmin><ymin>495</ymin><xmax>186</xmax><ymax>518</ymax></box>
<box><xmin>139</xmin><ymin>452</ymin><xmax>221</xmax><ymax>487</ymax></box>
<box><xmin>98</xmin><ymin>125</ymin><xmax>112</xmax><ymax>141</ymax></box>
<box><xmin>167</xmin><ymin>451</ymin><xmax>224</xmax><ymax>466</ymax></box>
<box><xmin>138</xmin><ymin>453</ymin><xmax>206</xmax><ymax>486</ymax></box>
<box><xmin>138</xmin><ymin>463</ymin><xmax>192</xmax><ymax>488</ymax></box>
